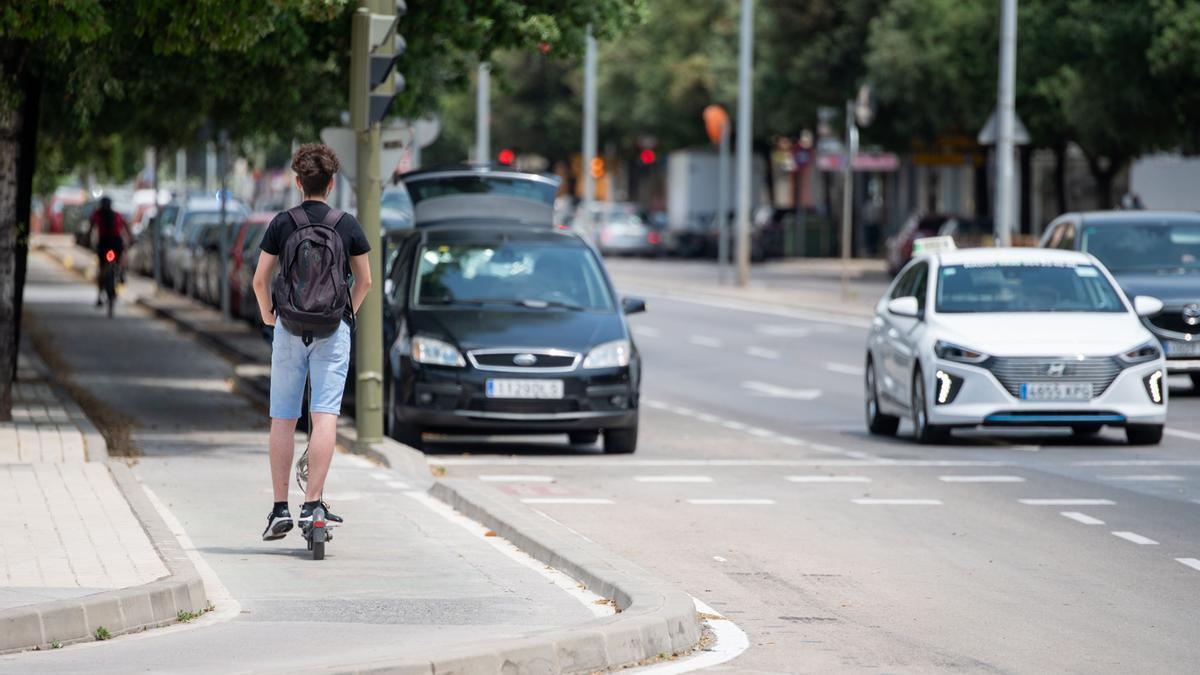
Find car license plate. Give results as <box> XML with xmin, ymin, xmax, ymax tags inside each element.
<box><xmin>486</xmin><ymin>379</ymin><xmax>564</xmax><ymax>399</ymax></box>
<box><xmin>1019</xmin><ymin>382</ymin><xmax>1093</xmax><ymax>401</ymax></box>
<box><xmin>1165</xmin><ymin>340</ymin><xmax>1200</xmax><ymax>358</ymax></box>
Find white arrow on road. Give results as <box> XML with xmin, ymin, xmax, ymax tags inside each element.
<box><xmin>741</xmin><ymin>380</ymin><xmax>822</xmax><ymax>400</ymax></box>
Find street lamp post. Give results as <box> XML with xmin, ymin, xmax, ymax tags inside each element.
<box><xmin>475</xmin><ymin>62</ymin><xmax>490</xmax><ymax>164</ymax></box>
<box><xmin>581</xmin><ymin>25</ymin><xmax>598</xmax><ymax>240</ymax></box>
<box><xmin>994</xmin><ymin>0</ymin><xmax>1018</xmax><ymax>247</ymax></box>
<box><xmin>840</xmin><ymin>99</ymin><xmax>858</xmax><ymax>299</ymax></box>
<box><xmin>734</xmin><ymin>0</ymin><xmax>754</xmax><ymax>288</ymax></box>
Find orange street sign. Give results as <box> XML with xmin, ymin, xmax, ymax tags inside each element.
<box><xmin>703</xmin><ymin>105</ymin><xmax>729</xmax><ymax>145</ymax></box>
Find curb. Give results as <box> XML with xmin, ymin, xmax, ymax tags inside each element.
<box><xmin>18</xmin><ymin>346</ymin><xmax>108</xmax><ymax>463</ymax></box>
<box><xmin>0</xmin><ymin>464</ymin><xmax>208</xmax><ymax>655</ymax></box>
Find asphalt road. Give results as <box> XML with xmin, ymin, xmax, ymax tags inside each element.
<box><xmin>431</xmin><ymin>281</ymin><xmax>1200</xmax><ymax>674</ymax></box>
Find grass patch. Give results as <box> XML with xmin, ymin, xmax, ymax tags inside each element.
<box><xmin>178</xmin><ymin>602</ymin><xmax>216</xmax><ymax>623</ymax></box>
<box><xmin>94</xmin><ymin>626</ymin><xmax>111</xmax><ymax>641</ymax></box>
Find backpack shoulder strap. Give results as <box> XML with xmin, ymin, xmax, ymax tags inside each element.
<box><xmin>320</xmin><ymin>208</ymin><xmax>344</xmax><ymax>228</ymax></box>
<box><xmin>288</xmin><ymin>206</ymin><xmax>311</xmax><ymax>228</ymax></box>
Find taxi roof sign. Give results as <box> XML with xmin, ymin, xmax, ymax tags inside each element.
<box><xmin>912</xmin><ymin>235</ymin><xmax>957</xmax><ymax>256</ymax></box>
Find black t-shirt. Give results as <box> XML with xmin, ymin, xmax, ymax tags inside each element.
<box><xmin>260</xmin><ymin>200</ymin><xmax>371</xmax><ymax>324</ymax></box>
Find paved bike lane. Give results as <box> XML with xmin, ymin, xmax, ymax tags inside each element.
<box><xmin>4</xmin><ymin>253</ymin><xmax>597</xmax><ymax>673</ymax></box>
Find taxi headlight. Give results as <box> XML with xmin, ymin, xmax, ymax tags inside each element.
<box><xmin>411</xmin><ymin>335</ymin><xmax>465</xmax><ymax>367</ymax></box>
<box><xmin>1143</xmin><ymin>370</ymin><xmax>1165</xmax><ymax>405</ymax></box>
<box><xmin>583</xmin><ymin>339</ymin><xmax>631</xmax><ymax>369</ymax></box>
<box><xmin>934</xmin><ymin>340</ymin><xmax>988</xmax><ymax>364</ymax></box>
<box><xmin>1118</xmin><ymin>341</ymin><xmax>1161</xmax><ymax>365</ymax></box>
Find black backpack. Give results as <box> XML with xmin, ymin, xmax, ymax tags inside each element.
<box><xmin>272</xmin><ymin>206</ymin><xmax>350</xmax><ymax>340</ymax></box>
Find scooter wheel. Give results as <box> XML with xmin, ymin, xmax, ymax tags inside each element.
<box><xmin>312</xmin><ymin>540</ymin><xmax>324</xmax><ymax>560</ymax></box>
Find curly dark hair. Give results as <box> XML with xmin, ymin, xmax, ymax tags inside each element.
<box><xmin>292</xmin><ymin>143</ymin><xmax>340</xmax><ymax>197</ymax></box>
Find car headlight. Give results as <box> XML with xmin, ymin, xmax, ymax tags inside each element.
<box><xmin>582</xmin><ymin>339</ymin><xmax>631</xmax><ymax>369</ymax></box>
<box><xmin>1143</xmin><ymin>370</ymin><xmax>1165</xmax><ymax>405</ymax></box>
<box><xmin>934</xmin><ymin>340</ymin><xmax>988</xmax><ymax>364</ymax></box>
<box><xmin>411</xmin><ymin>335</ymin><xmax>465</xmax><ymax>367</ymax></box>
<box><xmin>1118</xmin><ymin>341</ymin><xmax>1161</xmax><ymax>365</ymax></box>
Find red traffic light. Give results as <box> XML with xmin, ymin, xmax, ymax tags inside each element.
<box><xmin>498</xmin><ymin>148</ymin><xmax>515</xmax><ymax>165</ymax></box>
<box><xmin>639</xmin><ymin>149</ymin><xmax>657</xmax><ymax>165</ymax></box>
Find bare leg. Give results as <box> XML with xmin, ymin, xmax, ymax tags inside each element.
<box><xmin>303</xmin><ymin>412</ymin><xmax>338</xmax><ymax>502</ymax></box>
<box><xmin>269</xmin><ymin>417</ymin><xmax>299</xmax><ymax>503</ymax></box>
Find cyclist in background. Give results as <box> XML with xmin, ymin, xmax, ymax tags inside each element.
<box><xmin>88</xmin><ymin>197</ymin><xmax>130</xmax><ymax>307</ymax></box>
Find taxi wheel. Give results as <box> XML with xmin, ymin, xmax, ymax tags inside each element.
<box><xmin>911</xmin><ymin>368</ymin><xmax>950</xmax><ymax>444</ymax></box>
<box><xmin>1125</xmin><ymin>424</ymin><xmax>1164</xmax><ymax>446</ymax></box>
<box><xmin>865</xmin><ymin>359</ymin><xmax>899</xmax><ymax>436</ymax></box>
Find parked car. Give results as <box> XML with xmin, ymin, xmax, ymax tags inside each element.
<box><xmin>885</xmin><ymin>213</ymin><xmax>974</xmax><ymax>275</ymax></box>
<box><xmin>593</xmin><ymin>204</ymin><xmax>659</xmax><ymax>256</ymax></box>
<box><xmin>163</xmin><ymin>198</ymin><xmax>248</xmax><ymax>294</ymax></box>
<box><xmin>866</xmin><ymin>246</ymin><xmax>1167</xmax><ymax>445</ymax></box>
<box><xmin>230</xmin><ymin>213</ymin><xmax>274</xmax><ymax>322</ymax></box>
<box><xmin>381</xmin><ymin>185</ymin><xmax>414</xmax><ymax>231</ymax></box>
<box><xmin>128</xmin><ymin>202</ymin><xmax>181</xmax><ymax>278</ymax></box>
<box><xmin>1040</xmin><ymin>211</ymin><xmax>1200</xmax><ymax>390</ymax></box>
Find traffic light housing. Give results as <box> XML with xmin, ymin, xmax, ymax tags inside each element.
<box><xmin>353</xmin><ymin>2</ymin><xmax>406</xmax><ymax>129</ymax></box>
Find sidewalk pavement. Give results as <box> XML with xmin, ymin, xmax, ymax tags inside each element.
<box><xmin>21</xmin><ymin>239</ymin><xmax>702</xmax><ymax>673</ymax></box>
<box><xmin>603</xmin><ymin>256</ymin><xmax>889</xmax><ymax>319</ymax></box>
<box><xmin>0</xmin><ymin>347</ymin><xmax>204</xmax><ymax>651</ymax></box>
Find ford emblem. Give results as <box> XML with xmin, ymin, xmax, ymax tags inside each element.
<box><xmin>1184</xmin><ymin>303</ymin><xmax>1200</xmax><ymax>326</ymax></box>
<box><xmin>513</xmin><ymin>353</ymin><xmax>538</xmax><ymax>366</ymax></box>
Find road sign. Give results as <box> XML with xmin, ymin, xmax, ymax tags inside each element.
<box><xmin>321</xmin><ymin>126</ymin><xmax>407</xmax><ymax>184</ymax></box>
<box><xmin>855</xmin><ymin>83</ymin><xmax>875</xmax><ymax>127</ymax></box>
<box><xmin>977</xmin><ymin>107</ymin><xmax>1030</xmax><ymax>145</ymax></box>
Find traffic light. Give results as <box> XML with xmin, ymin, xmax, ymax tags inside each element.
<box><xmin>590</xmin><ymin>156</ymin><xmax>605</xmax><ymax>179</ymax></box>
<box><xmin>639</xmin><ymin>149</ymin><xmax>657</xmax><ymax>165</ymax></box>
<box><xmin>497</xmin><ymin>148</ymin><xmax>515</xmax><ymax>166</ymax></box>
<box><xmin>353</xmin><ymin>1</ymin><xmax>407</xmax><ymax>129</ymax></box>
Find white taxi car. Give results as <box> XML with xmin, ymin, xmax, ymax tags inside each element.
<box><xmin>865</xmin><ymin>247</ymin><xmax>1168</xmax><ymax>445</ymax></box>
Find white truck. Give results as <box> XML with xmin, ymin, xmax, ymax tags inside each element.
<box><xmin>666</xmin><ymin>149</ymin><xmax>766</xmax><ymax>256</ymax></box>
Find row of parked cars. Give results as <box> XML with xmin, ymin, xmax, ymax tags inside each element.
<box><xmin>128</xmin><ymin>165</ymin><xmax>647</xmax><ymax>454</ymax></box>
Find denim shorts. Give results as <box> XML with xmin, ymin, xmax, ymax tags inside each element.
<box><xmin>269</xmin><ymin>321</ymin><xmax>351</xmax><ymax>419</ymax></box>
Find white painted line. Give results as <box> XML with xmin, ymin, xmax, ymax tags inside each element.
<box><xmin>695</xmin><ymin>412</ymin><xmax>720</xmax><ymax>423</ymax></box>
<box><xmin>747</xmin><ymin>427</ymin><xmax>776</xmax><ymax>438</ymax></box>
<box><xmin>721</xmin><ymin>420</ymin><xmax>748</xmax><ymax>431</ymax></box>
<box><xmin>643</xmin><ymin>399</ymin><xmax>670</xmax><ymax>410</ymax></box>
<box><xmin>688</xmin><ymin>335</ymin><xmax>723</xmax><ymax>348</ymax></box>
<box><xmin>478</xmin><ymin>474</ymin><xmax>555</xmax><ymax>483</ymax></box>
<box><xmin>938</xmin><ymin>475</ymin><xmax>1026</xmax><ymax>483</ymax></box>
<box><xmin>634</xmin><ymin>475</ymin><xmax>714</xmax><ymax>483</ymax></box>
<box><xmin>1101</xmin><ymin>474</ymin><xmax>1185</xmax><ymax>482</ymax></box>
<box><xmin>669</xmin><ymin>405</ymin><xmax>696</xmax><ymax>416</ymax></box>
<box><xmin>1112</xmin><ymin>531</ymin><xmax>1159</xmax><ymax>545</ymax></box>
<box><xmin>785</xmin><ymin>475</ymin><xmax>871</xmax><ymax>483</ymax></box>
<box><xmin>1164</xmin><ymin>427</ymin><xmax>1200</xmax><ymax>442</ymax></box>
<box><xmin>1176</xmin><ymin>558</ymin><xmax>1200</xmax><ymax>572</ymax></box>
<box><xmin>1072</xmin><ymin>459</ymin><xmax>1200</xmax><ymax>466</ymax></box>
<box><xmin>852</xmin><ymin>498</ymin><xmax>942</xmax><ymax>505</ymax></box>
<box><xmin>742</xmin><ymin>380</ymin><xmax>822</xmax><ymax>400</ymax></box>
<box><xmin>406</xmin><ymin>491</ymin><xmax>613</xmax><ymax>618</ymax></box>
<box><xmin>385</xmin><ymin>480</ymin><xmax>410</xmax><ymax>489</ymax></box>
<box><xmin>745</xmin><ymin>346</ymin><xmax>781</xmax><ymax>360</ymax></box>
<box><xmin>1019</xmin><ymin>498</ymin><xmax>1116</xmax><ymax>506</ymax></box>
<box><xmin>809</xmin><ymin>443</ymin><xmax>849</xmax><ymax>455</ymax></box>
<box><xmin>687</xmin><ymin>499</ymin><xmax>776</xmax><ymax>505</ymax></box>
<box><xmin>1060</xmin><ymin>511</ymin><xmax>1105</xmax><ymax>525</ymax></box>
<box><xmin>370</xmin><ymin>471</ymin><xmax>391</xmax><ymax>481</ymax></box>
<box><xmin>520</xmin><ymin>498</ymin><xmax>614</xmax><ymax>505</ymax></box>
<box><xmin>632</xmin><ymin>325</ymin><xmax>661</xmax><ymax>338</ymax></box>
<box><xmin>778</xmin><ymin>437</ymin><xmax>807</xmax><ymax>447</ymax></box>
<box><xmin>755</xmin><ymin>324</ymin><xmax>814</xmax><ymax>337</ymax></box>
<box><xmin>825</xmin><ymin>362</ymin><xmax>864</xmax><ymax>376</ymax></box>
<box><xmin>712</xmin><ymin>556</ymin><xmax>727</xmax><ymax>562</ymax></box>
<box><xmin>627</xmin><ymin>597</ymin><xmax>749</xmax><ymax>673</ymax></box>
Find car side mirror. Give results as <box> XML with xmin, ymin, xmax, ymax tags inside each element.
<box><xmin>622</xmin><ymin>296</ymin><xmax>646</xmax><ymax>314</ymax></box>
<box><xmin>887</xmin><ymin>296</ymin><xmax>920</xmax><ymax>318</ymax></box>
<box><xmin>1133</xmin><ymin>295</ymin><xmax>1163</xmax><ymax>317</ymax></box>
<box><xmin>384</xmin><ymin>278</ymin><xmax>395</xmax><ymax>298</ymax></box>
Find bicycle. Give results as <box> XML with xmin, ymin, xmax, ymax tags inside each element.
<box><xmin>99</xmin><ymin>247</ymin><xmax>120</xmax><ymax>319</ymax></box>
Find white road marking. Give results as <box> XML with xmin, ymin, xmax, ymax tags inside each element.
<box><xmin>825</xmin><ymin>362</ymin><xmax>864</xmax><ymax>376</ymax></box>
<box><xmin>520</xmin><ymin>497</ymin><xmax>614</xmax><ymax>505</ymax></box>
<box><xmin>478</xmin><ymin>474</ymin><xmax>555</xmax><ymax>483</ymax></box>
<box><xmin>1164</xmin><ymin>427</ymin><xmax>1200</xmax><ymax>442</ymax></box>
<box><xmin>688</xmin><ymin>335</ymin><xmax>723</xmax><ymax>348</ymax></box>
<box><xmin>643</xmin><ymin>399</ymin><xmax>670</xmax><ymax>410</ymax></box>
<box><xmin>747</xmin><ymin>427</ymin><xmax>776</xmax><ymax>438</ymax></box>
<box><xmin>696</xmin><ymin>413</ymin><xmax>720</xmax><ymax>423</ymax></box>
<box><xmin>627</xmin><ymin>597</ymin><xmax>749</xmax><ymax>673</ymax></box>
<box><xmin>713</xmin><ymin>556</ymin><xmax>727</xmax><ymax>563</ymax></box>
<box><xmin>1060</xmin><ymin>511</ymin><xmax>1105</xmax><ymax>525</ymax></box>
<box><xmin>742</xmin><ymin>380</ymin><xmax>822</xmax><ymax>400</ymax></box>
<box><xmin>687</xmin><ymin>498</ymin><xmax>776</xmax><ymax>505</ymax></box>
<box><xmin>1101</xmin><ymin>474</ymin><xmax>1185</xmax><ymax>482</ymax></box>
<box><xmin>745</xmin><ymin>346</ymin><xmax>781</xmax><ymax>360</ymax></box>
<box><xmin>938</xmin><ymin>475</ymin><xmax>1026</xmax><ymax>483</ymax></box>
<box><xmin>778</xmin><ymin>437</ymin><xmax>807</xmax><ymax>446</ymax></box>
<box><xmin>1111</xmin><ymin>531</ymin><xmax>1159</xmax><ymax>545</ymax></box>
<box><xmin>634</xmin><ymin>475</ymin><xmax>714</xmax><ymax>483</ymax></box>
<box><xmin>1176</xmin><ymin>558</ymin><xmax>1200</xmax><ymax>572</ymax></box>
<box><xmin>669</xmin><ymin>405</ymin><xmax>697</xmax><ymax>416</ymax></box>
<box><xmin>755</xmin><ymin>324</ymin><xmax>814</xmax><ymax>337</ymax></box>
<box><xmin>370</xmin><ymin>471</ymin><xmax>391</xmax><ymax>481</ymax></box>
<box><xmin>785</xmin><ymin>475</ymin><xmax>871</xmax><ymax>483</ymax></box>
<box><xmin>385</xmin><ymin>480</ymin><xmax>410</xmax><ymax>489</ymax></box>
<box><xmin>1072</xmin><ymin>460</ymin><xmax>1200</xmax><ymax>466</ymax></box>
<box><xmin>809</xmin><ymin>443</ymin><xmax>849</xmax><ymax>455</ymax></box>
<box><xmin>1019</xmin><ymin>498</ymin><xmax>1116</xmax><ymax>506</ymax></box>
<box><xmin>852</xmin><ymin>498</ymin><xmax>942</xmax><ymax>505</ymax></box>
<box><xmin>406</xmin><ymin>491</ymin><xmax>613</xmax><ymax>618</ymax></box>
<box><xmin>632</xmin><ymin>325</ymin><xmax>661</xmax><ymax>338</ymax></box>
<box><xmin>721</xmin><ymin>420</ymin><xmax>748</xmax><ymax>431</ymax></box>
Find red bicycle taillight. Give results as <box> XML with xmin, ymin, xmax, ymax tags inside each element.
<box><xmin>648</xmin><ymin>232</ymin><xmax>662</xmax><ymax>245</ymax></box>
<box><xmin>313</xmin><ymin>520</ymin><xmax>326</xmax><ymax>528</ymax></box>
<box><xmin>105</xmin><ymin>250</ymin><xmax>116</xmax><ymax>263</ymax></box>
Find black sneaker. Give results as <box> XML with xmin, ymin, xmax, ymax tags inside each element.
<box><xmin>262</xmin><ymin>508</ymin><xmax>293</xmax><ymax>541</ymax></box>
<box><xmin>299</xmin><ymin>501</ymin><xmax>344</xmax><ymax>527</ymax></box>
<box><xmin>320</xmin><ymin>501</ymin><xmax>344</xmax><ymax>525</ymax></box>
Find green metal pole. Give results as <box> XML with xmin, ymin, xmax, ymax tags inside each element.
<box><xmin>352</xmin><ymin>4</ymin><xmax>385</xmax><ymax>444</ymax></box>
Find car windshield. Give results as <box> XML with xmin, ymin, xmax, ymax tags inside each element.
<box><xmin>406</xmin><ymin>176</ymin><xmax>557</xmax><ymax>206</ymax></box>
<box><xmin>381</xmin><ymin>188</ymin><xmax>412</xmax><ymax>211</ymax></box>
<box><xmin>935</xmin><ymin>262</ymin><xmax>1126</xmax><ymax>313</ymax></box>
<box><xmin>414</xmin><ymin>241</ymin><xmax>614</xmax><ymax>311</ymax></box>
<box><xmin>1081</xmin><ymin>222</ymin><xmax>1200</xmax><ymax>272</ymax></box>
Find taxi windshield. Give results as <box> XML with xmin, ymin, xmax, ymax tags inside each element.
<box><xmin>935</xmin><ymin>262</ymin><xmax>1126</xmax><ymax>313</ymax></box>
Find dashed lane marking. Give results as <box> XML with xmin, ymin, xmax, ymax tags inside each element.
<box><xmin>785</xmin><ymin>475</ymin><xmax>871</xmax><ymax>483</ymax></box>
<box><xmin>938</xmin><ymin>475</ymin><xmax>1026</xmax><ymax>483</ymax></box>
<box><xmin>634</xmin><ymin>475</ymin><xmax>714</xmax><ymax>483</ymax></box>
<box><xmin>688</xmin><ymin>335</ymin><xmax>723</xmax><ymax>348</ymax></box>
<box><xmin>520</xmin><ymin>497</ymin><xmax>614</xmax><ymax>505</ymax></box>
<box><xmin>747</xmin><ymin>427</ymin><xmax>776</xmax><ymax>438</ymax></box>
<box><xmin>632</xmin><ymin>326</ymin><xmax>661</xmax><ymax>338</ymax></box>
<box><xmin>1060</xmin><ymin>511</ymin><xmax>1106</xmax><ymax>525</ymax></box>
<box><xmin>825</xmin><ymin>362</ymin><xmax>864</xmax><ymax>376</ymax></box>
<box><xmin>745</xmin><ymin>346</ymin><xmax>781</xmax><ymax>360</ymax></box>
<box><xmin>721</xmin><ymin>420</ymin><xmax>748</xmax><ymax>431</ymax></box>
<box><xmin>1019</xmin><ymin>498</ymin><xmax>1116</xmax><ymax>506</ymax></box>
<box><xmin>1101</xmin><ymin>474</ymin><xmax>1186</xmax><ymax>482</ymax></box>
<box><xmin>1112</xmin><ymin>531</ymin><xmax>1159</xmax><ymax>545</ymax></box>
<box><xmin>687</xmin><ymin>498</ymin><xmax>776</xmax><ymax>505</ymax></box>
<box><xmin>852</xmin><ymin>498</ymin><xmax>942</xmax><ymax>505</ymax></box>
<box><xmin>1176</xmin><ymin>558</ymin><xmax>1200</xmax><ymax>572</ymax></box>
<box><xmin>741</xmin><ymin>380</ymin><xmax>822</xmax><ymax>401</ymax></box>
<box><xmin>1164</xmin><ymin>428</ymin><xmax>1200</xmax><ymax>442</ymax></box>
<box><xmin>478</xmin><ymin>474</ymin><xmax>555</xmax><ymax>483</ymax></box>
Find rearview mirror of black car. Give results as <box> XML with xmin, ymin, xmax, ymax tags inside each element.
<box><xmin>622</xmin><ymin>296</ymin><xmax>646</xmax><ymax>314</ymax></box>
